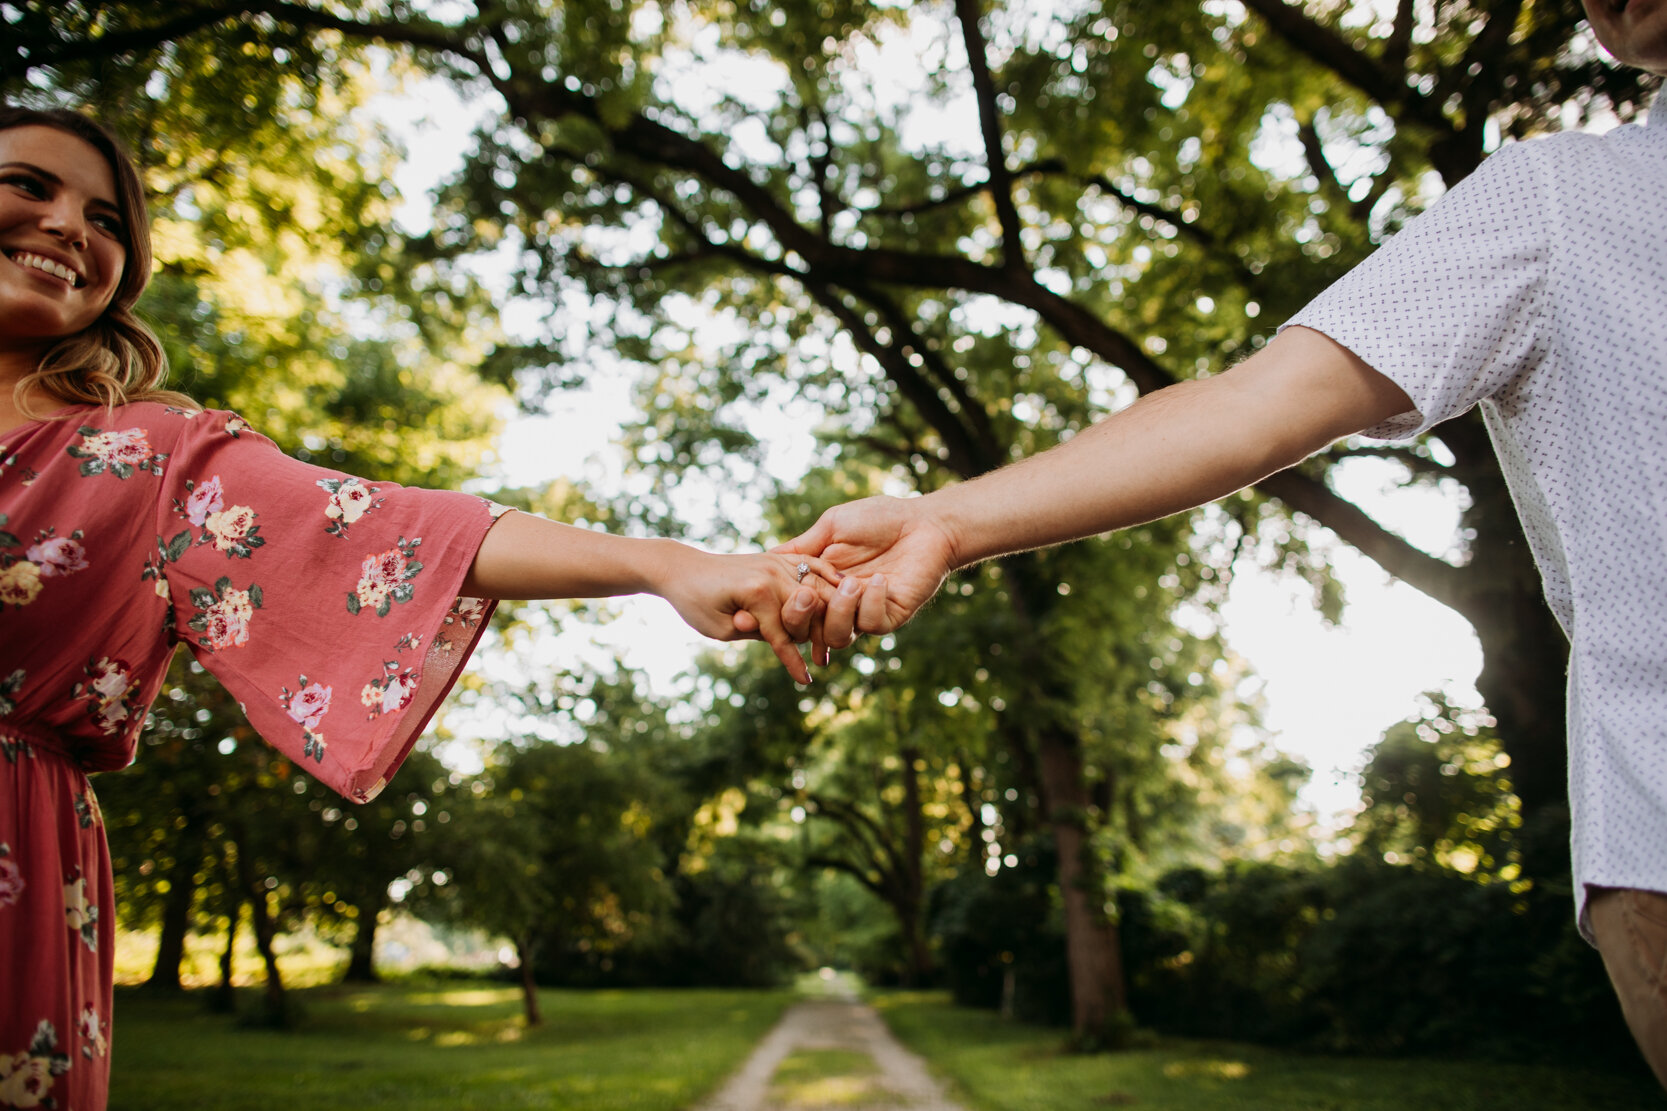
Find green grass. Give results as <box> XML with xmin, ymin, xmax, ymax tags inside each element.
<box><xmin>871</xmin><ymin>991</ymin><xmax>1665</xmax><ymax>1111</ymax></box>
<box><xmin>768</xmin><ymin>1048</ymin><xmax>885</xmax><ymax>1108</ymax></box>
<box><xmin>109</xmin><ymin>981</ymin><xmax>793</xmax><ymax>1111</ymax></box>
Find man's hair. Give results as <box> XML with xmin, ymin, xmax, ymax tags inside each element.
<box><xmin>0</xmin><ymin>105</ymin><xmax>193</xmax><ymax>416</ymax></box>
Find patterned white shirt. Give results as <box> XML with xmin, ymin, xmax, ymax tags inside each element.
<box><xmin>1284</xmin><ymin>99</ymin><xmax>1667</xmax><ymax>938</ymax></box>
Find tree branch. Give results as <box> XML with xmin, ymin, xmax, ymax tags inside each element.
<box><xmin>953</xmin><ymin>0</ymin><xmax>1027</xmax><ymax>272</ymax></box>
<box><xmin>1239</xmin><ymin>0</ymin><xmax>1449</xmax><ymax>134</ymax></box>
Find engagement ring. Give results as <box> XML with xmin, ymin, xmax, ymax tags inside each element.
<box><xmin>795</xmin><ymin>562</ymin><xmax>810</xmax><ymax>583</ymax></box>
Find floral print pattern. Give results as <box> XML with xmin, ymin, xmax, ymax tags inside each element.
<box><xmin>75</xmin><ymin>1008</ymin><xmax>106</xmax><ymax>1062</ymax></box>
<box><xmin>0</xmin><ymin>844</ymin><xmax>22</xmax><ymax>908</ymax></box>
<box><xmin>347</xmin><ymin>536</ymin><xmax>424</xmax><ymax>617</ymax></box>
<box><xmin>5</xmin><ymin>403</ymin><xmax>502</xmax><ymax>1109</ymax></box>
<box><xmin>279</xmin><ymin>677</ymin><xmax>332</xmax><ymax>763</ymax></box>
<box><xmin>319</xmin><ymin>476</ymin><xmax>384</xmax><ymax>538</ymax></box>
<box><xmin>0</xmin><ymin>670</ymin><xmax>22</xmax><ymax>718</ymax></box>
<box><xmin>70</xmin><ymin>659</ymin><xmax>140</xmax><ymax>738</ymax></box>
<box><xmin>63</xmin><ymin>871</ymin><xmax>96</xmax><ymax>953</ymax></box>
<box><xmin>186</xmin><ymin>577</ymin><xmax>263</xmax><ymax>651</ymax></box>
<box><xmin>170</xmin><ymin>475</ymin><xmax>265</xmax><ymax>559</ymax></box>
<box><xmin>65</xmin><ymin>426</ymin><xmax>167</xmax><ymax>479</ymax></box>
<box><xmin>0</xmin><ymin>516</ymin><xmax>89</xmax><ymax>611</ymax></box>
<box><xmin>0</xmin><ymin>1021</ymin><xmax>68</xmax><ymax>1109</ymax></box>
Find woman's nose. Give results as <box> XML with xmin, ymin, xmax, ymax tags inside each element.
<box><xmin>38</xmin><ymin>197</ymin><xmax>89</xmax><ymax>249</ymax></box>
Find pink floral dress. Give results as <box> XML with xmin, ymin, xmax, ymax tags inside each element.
<box><xmin>0</xmin><ymin>402</ymin><xmax>503</xmax><ymax>1110</ymax></box>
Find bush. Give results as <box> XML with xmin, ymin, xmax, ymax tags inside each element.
<box><xmin>929</xmin><ymin>840</ymin><xmax>1071</xmax><ymax>1026</ymax></box>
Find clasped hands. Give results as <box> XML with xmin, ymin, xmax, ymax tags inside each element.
<box><xmin>721</xmin><ymin>495</ymin><xmax>958</xmax><ymax>682</ymax></box>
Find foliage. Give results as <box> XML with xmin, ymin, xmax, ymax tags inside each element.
<box><xmin>1118</xmin><ymin>855</ymin><xmax>1627</xmax><ymax>1059</ymax></box>
<box><xmin>1352</xmin><ymin>691</ymin><xmax>1520</xmax><ymax>876</ymax></box>
<box><xmin>929</xmin><ymin>836</ymin><xmax>1072</xmax><ymax>1025</ymax></box>
<box><xmin>14</xmin><ymin>0</ymin><xmax>1656</xmax><ymax>1042</ymax></box>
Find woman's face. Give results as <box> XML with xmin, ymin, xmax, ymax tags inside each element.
<box><xmin>0</xmin><ymin>125</ymin><xmax>128</xmax><ymax>352</ymax></box>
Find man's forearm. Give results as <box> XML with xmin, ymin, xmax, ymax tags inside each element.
<box><xmin>924</xmin><ymin>326</ymin><xmax>1414</xmax><ymax>569</ymax></box>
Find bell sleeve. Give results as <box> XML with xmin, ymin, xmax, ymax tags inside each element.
<box><xmin>152</xmin><ymin>409</ymin><xmax>506</xmax><ymax>802</ymax></box>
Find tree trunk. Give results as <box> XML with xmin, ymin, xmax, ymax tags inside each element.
<box><xmin>145</xmin><ymin>831</ymin><xmax>202</xmax><ymax>991</ymax></box>
<box><xmin>1037</xmin><ymin>727</ymin><xmax>1126</xmax><ymax>1045</ymax></box>
<box><xmin>517</xmin><ymin>935</ymin><xmax>543</xmax><ymax>1026</ymax></box>
<box><xmin>897</xmin><ymin>744</ymin><xmax>933</xmax><ymax>987</ymax></box>
<box><xmin>209</xmin><ymin>898</ymin><xmax>238</xmax><ymax>1014</ymax></box>
<box><xmin>230</xmin><ymin>821</ymin><xmax>290</xmax><ymax>1026</ymax></box>
<box><xmin>341</xmin><ymin>897</ymin><xmax>382</xmax><ymax>983</ymax></box>
<box><xmin>1000</xmin><ymin>550</ymin><xmax>1128</xmax><ymax>1045</ymax></box>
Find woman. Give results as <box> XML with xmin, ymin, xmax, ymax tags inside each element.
<box><xmin>0</xmin><ymin>106</ymin><xmax>835</xmax><ymax>1110</ymax></box>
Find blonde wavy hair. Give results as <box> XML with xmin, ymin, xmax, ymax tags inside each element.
<box><xmin>1</xmin><ymin>106</ymin><xmax>195</xmax><ymax>417</ymax></box>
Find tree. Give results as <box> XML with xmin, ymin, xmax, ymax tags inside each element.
<box><xmin>425</xmin><ymin>736</ymin><xmax>670</xmax><ymax>1025</ymax></box>
<box><xmin>14</xmin><ymin>0</ymin><xmax>1651</xmax><ymax>1040</ymax></box>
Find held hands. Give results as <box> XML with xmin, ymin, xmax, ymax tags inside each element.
<box><xmin>769</xmin><ymin>495</ymin><xmax>957</xmax><ymax>665</ymax></box>
<box><xmin>693</xmin><ymin>495</ymin><xmax>954</xmax><ymax>682</ymax></box>
<box><xmin>658</xmin><ymin>548</ymin><xmax>842</xmax><ymax>685</ymax></box>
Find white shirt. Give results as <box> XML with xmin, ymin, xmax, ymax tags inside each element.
<box><xmin>1284</xmin><ymin>101</ymin><xmax>1667</xmax><ymax>938</ymax></box>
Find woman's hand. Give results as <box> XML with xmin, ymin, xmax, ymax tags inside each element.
<box><xmin>657</xmin><ymin>548</ymin><xmax>841</xmax><ymax>684</ymax></box>
<box><xmin>461</xmin><ymin>512</ymin><xmax>839</xmax><ymax>683</ymax></box>
<box><xmin>770</xmin><ymin>496</ymin><xmax>959</xmax><ymax>661</ymax></box>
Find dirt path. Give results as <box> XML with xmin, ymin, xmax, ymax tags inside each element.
<box><xmin>693</xmin><ymin>988</ymin><xmax>968</xmax><ymax>1111</ymax></box>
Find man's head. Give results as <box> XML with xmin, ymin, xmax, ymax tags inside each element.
<box><xmin>1583</xmin><ymin>0</ymin><xmax>1667</xmax><ymax>75</ymax></box>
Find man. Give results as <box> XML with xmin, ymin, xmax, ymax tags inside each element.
<box><xmin>765</xmin><ymin>0</ymin><xmax>1667</xmax><ymax>1084</ymax></box>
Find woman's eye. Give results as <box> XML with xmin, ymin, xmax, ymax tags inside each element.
<box><xmin>90</xmin><ymin>213</ymin><xmax>124</xmax><ymax>236</ymax></box>
<box><xmin>1</xmin><ymin>173</ymin><xmax>46</xmax><ymax>196</ymax></box>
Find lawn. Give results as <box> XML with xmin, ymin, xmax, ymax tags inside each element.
<box><xmin>108</xmin><ymin>981</ymin><xmax>793</xmax><ymax>1111</ymax></box>
<box><xmin>872</xmin><ymin>991</ymin><xmax>1664</xmax><ymax>1111</ymax></box>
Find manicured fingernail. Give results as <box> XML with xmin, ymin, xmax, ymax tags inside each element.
<box><xmin>839</xmin><ymin>577</ymin><xmax>862</xmax><ymax>596</ymax></box>
<box><xmin>870</xmin><ymin>574</ymin><xmax>886</xmax><ymax>589</ymax></box>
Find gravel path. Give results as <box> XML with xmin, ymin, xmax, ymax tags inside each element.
<box><xmin>693</xmin><ymin>991</ymin><xmax>968</xmax><ymax>1111</ymax></box>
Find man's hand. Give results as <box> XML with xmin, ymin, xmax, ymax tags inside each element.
<box><xmin>770</xmin><ymin>495</ymin><xmax>958</xmax><ymax>659</ymax></box>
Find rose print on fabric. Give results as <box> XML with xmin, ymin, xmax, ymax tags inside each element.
<box><xmin>433</xmin><ymin>597</ymin><xmax>490</xmax><ymax>656</ymax></box>
<box><xmin>0</xmin><ymin>1020</ymin><xmax>69</xmax><ymax>1108</ymax></box>
<box><xmin>279</xmin><ymin>677</ymin><xmax>332</xmax><ymax>763</ymax></box>
<box><xmin>224</xmin><ymin>414</ymin><xmax>250</xmax><ymax>437</ymax></box>
<box><xmin>0</xmin><ymin>844</ymin><xmax>23</xmax><ymax>908</ymax></box>
<box><xmin>187</xmin><ymin>577</ymin><xmax>263</xmax><ymax>651</ymax></box>
<box><xmin>72</xmin><ymin>792</ymin><xmax>100</xmax><ymax>831</ymax></box>
<box><xmin>0</xmin><ymin>669</ymin><xmax>22</xmax><ymax>717</ymax></box>
<box><xmin>65</xmin><ymin>425</ymin><xmax>167</xmax><ymax>479</ymax></box>
<box><xmin>24</xmin><ymin>532</ymin><xmax>87</xmax><ymax>578</ymax></box>
<box><xmin>360</xmin><ymin>663</ymin><xmax>419</xmax><ymax>720</ymax></box>
<box><xmin>202</xmin><ymin>503</ymin><xmax>262</xmax><ymax>557</ymax></box>
<box><xmin>347</xmin><ymin>536</ymin><xmax>424</xmax><ymax>618</ymax></box>
<box><xmin>0</xmin><ymin>520</ymin><xmax>88</xmax><ymax>610</ymax></box>
<box><xmin>64</xmin><ymin>870</ymin><xmax>97</xmax><ymax>952</ymax></box>
<box><xmin>70</xmin><ymin>658</ymin><xmax>141</xmax><ymax>738</ymax></box>
<box><xmin>76</xmin><ymin>1008</ymin><xmax>107</xmax><ymax>1062</ymax></box>
<box><xmin>0</xmin><ymin>559</ymin><xmax>40</xmax><ymax>607</ymax></box>
<box><xmin>319</xmin><ymin>476</ymin><xmax>384</xmax><ymax>539</ymax></box>
<box><xmin>169</xmin><ymin>476</ymin><xmax>264</xmax><ymax>559</ymax></box>
<box><xmin>181</xmin><ymin>474</ymin><xmax>223</xmax><ymax>525</ymax></box>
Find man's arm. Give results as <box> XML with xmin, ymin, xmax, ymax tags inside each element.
<box><xmin>778</xmin><ymin>325</ymin><xmax>1414</xmax><ymax>648</ymax></box>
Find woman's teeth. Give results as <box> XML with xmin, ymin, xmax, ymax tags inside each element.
<box><xmin>10</xmin><ymin>252</ymin><xmax>80</xmax><ymax>287</ymax></box>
